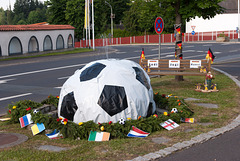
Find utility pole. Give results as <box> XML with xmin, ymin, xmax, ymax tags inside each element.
<box><xmin>92</xmin><ymin>0</ymin><xmax>95</xmax><ymax>50</ymax></box>
<box><xmin>105</xmin><ymin>1</ymin><xmax>113</xmax><ymax>41</ymax></box>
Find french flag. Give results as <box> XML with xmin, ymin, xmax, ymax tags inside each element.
<box><xmin>19</xmin><ymin>113</ymin><xmax>33</xmax><ymax>128</ymax></box>
<box><xmin>127</xmin><ymin>126</ymin><xmax>150</xmax><ymax>138</ymax></box>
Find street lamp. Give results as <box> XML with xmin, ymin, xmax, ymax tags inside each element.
<box><xmin>105</xmin><ymin>1</ymin><xmax>113</xmax><ymax>39</ymax></box>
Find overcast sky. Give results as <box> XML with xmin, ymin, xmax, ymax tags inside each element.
<box><xmin>0</xmin><ymin>0</ymin><xmax>46</xmax><ymax>10</ymax></box>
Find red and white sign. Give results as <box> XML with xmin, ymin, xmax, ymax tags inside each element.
<box><xmin>190</xmin><ymin>60</ymin><xmax>201</xmax><ymax>68</ymax></box>
<box><xmin>160</xmin><ymin>119</ymin><xmax>179</xmax><ymax>131</ymax></box>
<box><xmin>169</xmin><ymin>60</ymin><xmax>180</xmax><ymax>68</ymax></box>
<box><xmin>148</xmin><ymin>60</ymin><xmax>159</xmax><ymax>68</ymax></box>
<box><xmin>155</xmin><ymin>17</ymin><xmax>164</xmax><ymax>34</ymax></box>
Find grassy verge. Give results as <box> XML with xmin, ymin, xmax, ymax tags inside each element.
<box><xmin>0</xmin><ymin>48</ymin><xmax>93</xmax><ymax>61</ymax></box>
<box><xmin>0</xmin><ymin>70</ymin><xmax>239</xmax><ymax>160</ymax></box>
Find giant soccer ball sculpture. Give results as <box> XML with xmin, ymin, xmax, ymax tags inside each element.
<box><xmin>58</xmin><ymin>59</ymin><xmax>156</xmax><ymax>124</ymax></box>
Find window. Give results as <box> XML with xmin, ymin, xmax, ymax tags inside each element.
<box><xmin>56</xmin><ymin>35</ymin><xmax>64</xmax><ymax>49</ymax></box>
<box><xmin>9</xmin><ymin>37</ymin><xmax>22</xmax><ymax>55</ymax></box>
<box><xmin>43</xmin><ymin>35</ymin><xmax>53</xmax><ymax>51</ymax></box>
<box><xmin>68</xmin><ymin>34</ymin><xmax>74</xmax><ymax>48</ymax></box>
<box><xmin>28</xmin><ymin>36</ymin><xmax>39</xmax><ymax>53</ymax></box>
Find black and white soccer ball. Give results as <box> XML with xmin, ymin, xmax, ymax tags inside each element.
<box><xmin>58</xmin><ymin>59</ymin><xmax>156</xmax><ymax>124</ymax></box>
<box><xmin>171</xmin><ymin>108</ymin><xmax>178</xmax><ymax>113</ymax></box>
<box><xmin>119</xmin><ymin>118</ymin><xmax>125</xmax><ymax>125</ymax></box>
<box><xmin>33</xmin><ymin>109</ymin><xmax>39</xmax><ymax>114</ymax></box>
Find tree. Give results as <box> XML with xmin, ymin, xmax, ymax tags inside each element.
<box><xmin>162</xmin><ymin>0</ymin><xmax>224</xmax><ymax>81</ymax></box>
<box><xmin>0</xmin><ymin>8</ymin><xmax>6</xmax><ymax>25</ymax></box>
<box><xmin>46</xmin><ymin>0</ymin><xmax>68</xmax><ymax>24</ymax></box>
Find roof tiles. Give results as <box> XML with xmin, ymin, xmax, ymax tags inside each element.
<box><xmin>0</xmin><ymin>25</ymin><xmax>75</xmax><ymax>31</ymax></box>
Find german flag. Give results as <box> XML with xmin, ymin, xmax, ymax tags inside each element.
<box><xmin>176</xmin><ymin>26</ymin><xmax>181</xmax><ymax>34</ymax></box>
<box><xmin>206</xmin><ymin>48</ymin><xmax>215</xmax><ymax>64</ymax></box>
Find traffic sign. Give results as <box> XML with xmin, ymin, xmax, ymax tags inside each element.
<box><xmin>191</xmin><ymin>31</ymin><xmax>195</xmax><ymax>35</ymax></box>
<box><xmin>155</xmin><ymin>17</ymin><xmax>164</xmax><ymax>34</ymax></box>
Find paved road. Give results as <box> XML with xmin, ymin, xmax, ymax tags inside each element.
<box><xmin>159</xmin><ymin>126</ymin><xmax>240</xmax><ymax>161</ymax></box>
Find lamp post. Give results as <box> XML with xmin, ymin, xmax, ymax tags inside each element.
<box><xmin>105</xmin><ymin>1</ymin><xmax>113</xmax><ymax>39</ymax></box>
<box><xmin>238</xmin><ymin>0</ymin><xmax>240</xmax><ymax>41</ymax></box>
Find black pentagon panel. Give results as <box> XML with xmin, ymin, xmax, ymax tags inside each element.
<box><xmin>60</xmin><ymin>92</ymin><xmax>78</xmax><ymax>121</ymax></box>
<box><xmin>133</xmin><ymin>67</ymin><xmax>150</xmax><ymax>90</ymax></box>
<box><xmin>80</xmin><ymin>63</ymin><xmax>106</xmax><ymax>81</ymax></box>
<box><xmin>98</xmin><ymin>85</ymin><xmax>128</xmax><ymax>117</ymax></box>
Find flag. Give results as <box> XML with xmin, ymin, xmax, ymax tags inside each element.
<box><xmin>181</xmin><ymin>118</ymin><xmax>194</xmax><ymax>123</ymax></box>
<box><xmin>127</xmin><ymin>126</ymin><xmax>150</xmax><ymax>138</ymax></box>
<box><xmin>176</xmin><ymin>26</ymin><xmax>181</xmax><ymax>34</ymax></box>
<box><xmin>179</xmin><ymin>53</ymin><xmax>183</xmax><ymax>59</ymax></box>
<box><xmin>206</xmin><ymin>48</ymin><xmax>215</xmax><ymax>64</ymax></box>
<box><xmin>176</xmin><ymin>41</ymin><xmax>182</xmax><ymax>49</ymax></box>
<box><xmin>160</xmin><ymin>119</ymin><xmax>179</xmax><ymax>130</ymax></box>
<box><xmin>31</xmin><ymin>123</ymin><xmax>45</xmax><ymax>135</ymax></box>
<box><xmin>88</xmin><ymin>131</ymin><xmax>110</xmax><ymax>141</ymax></box>
<box><xmin>19</xmin><ymin>113</ymin><xmax>33</xmax><ymax>128</ymax></box>
<box><xmin>84</xmin><ymin>0</ymin><xmax>89</xmax><ymax>29</ymax></box>
<box><xmin>140</xmin><ymin>48</ymin><xmax>145</xmax><ymax>60</ymax></box>
<box><xmin>46</xmin><ymin>129</ymin><xmax>63</xmax><ymax>139</ymax></box>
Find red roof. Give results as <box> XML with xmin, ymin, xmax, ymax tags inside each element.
<box><xmin>0</xmin><ymin>25</ymin><xmax>75</xmax><ymax>31</ymax></box>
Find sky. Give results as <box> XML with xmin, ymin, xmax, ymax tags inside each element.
<box><xmin>0</xmin><ymin>0</ymin><xmax>46</xmax><ymax>10</ymax></box>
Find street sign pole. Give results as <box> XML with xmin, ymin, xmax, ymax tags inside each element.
<box><xmin>159</xmin><ymin>34</ymin><xmax>160</xmax><ymax>59</ymax></box>
<box><xmin>155</xmin><ymin>17</ymin><xmax>164</xmax><ymax>60</ymax></box>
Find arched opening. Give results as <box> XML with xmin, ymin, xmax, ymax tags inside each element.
<box><xmin>68</xmin><ymin>34</ymin><xmax>74</xmax><ymax>48</ymax></box>
<box><xmin>28</xmin><ymin>36</ymin><xmax>39</xmax><ymax>53</ymax></box>
<box><xmin>43</xmin><ymin>35</ymin><xmax>53</xmax><ymax>51</ymax></box>
<box><xmin>56</xmin><ymin>34</ymin><xmax>64</xmax><ymax>50</ymax></box>
<box><xmin>9</xmin><ymin>37</ymin><xmax>23</xmax><ymax>56</ymax></box>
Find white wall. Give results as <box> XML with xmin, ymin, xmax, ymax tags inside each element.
<box><xmin>186</xmin><ymin>14</ymin><xmax>238</xmax><ymax>33</ymax></box>
<box><xmin>0</xmin><ymin>29</ymin><xmax>74</xmax><ymax>56</ymax></box>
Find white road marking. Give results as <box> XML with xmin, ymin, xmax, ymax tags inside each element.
<box><xmin>203</xmin><ymin>44</ymin><xmax>212</xmax><ymax>46</ymax></box>
<box><xmin>0</xmin><ymin>63</ymin><xmax>87</xmax><ymax>79</ymax></box>
<box><xmin>58</xmin><ymin>76</ymin><xmax>70</xmax><ymax>80</ymax></box>
<box><xmin>0</xmin><ymin>79</ymin><xmax>15</xmax><ymax>84</ymax></box>
<box><xmin>54</xmin><ymin>87</ymin><xmax>62</xmax><ymax>89</ymax></box>
<box><xmin>0</xmin><ymin>93</ymin><xmax>32</xmax><ymax>101</ymax></box>
<box><xmin>116</xmin><ymin>52</ymin><xmax>127</xmax><ymax>54</ymax></box>
<box><xmin>185</xmin><ymin>45</ymin><xmax>195</xmax><ymax>48</ymax></box>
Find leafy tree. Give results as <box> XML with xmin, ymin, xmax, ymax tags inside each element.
<box><xmin>0</xmin><ymin>8</ymin><xmax>6</xmax><ymax>25</ymax></box>
<box><xmin>28</xmin><ymin>8</ymin><xmax>47</xmax><ymax>24</ymax></box>
<box><xmin>46</xmin><ymin>0</ymin><xmax>68</xmax><ymax>24</ymax></box>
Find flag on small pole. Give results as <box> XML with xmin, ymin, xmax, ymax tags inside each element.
<box><xmin>88</xmin><ymin>131</ymin><xmax>110</xmax><ymax>141</ymax></box>
<box><xmin>206</xmin><ymin>48</ymin><xmax>215</xmax><ymax>64</ymax></box>
<box><xmin>140</xmin><ymin>48</ymin><xmax>145</xmax><ymax>60</ymax></box>
<box><xmin>19</xmin><ymin>113</ymin><xmax>33</xmax><ymax>128</ymax></box>
<box><xmin>127</xmin><ymin>126</ymin><xmax>150</xmax><ymax>138</ymax></box>
<box><xmin>160</xmin><ymin>119</ymin><xmax>179</xmax><ymax>130</ymax></box>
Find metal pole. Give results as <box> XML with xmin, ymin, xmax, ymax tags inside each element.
<box><xmin>105</xmin><ymin>1</ymin><xmax>113</xmax><ymax>41</ymax></box>
<box><xmin>92</xmin><ymin>0</ymin><xmax>95</xmax><ymax>50</ymax></box>
<box><xmin>238</xmin><ymin>0</ymin><xmax>240</xmax><ymax>40</ymax></box>
<box><xmin>158</xmin><ymin>34</ymin><xmax>161</xmax><ymax>59</ymax></box>
<box><xmin>88</xmin><ymin>0</ymin><xmax>91</xmax><ymax>48</ymax></box>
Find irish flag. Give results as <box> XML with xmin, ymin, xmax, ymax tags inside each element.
<box><xmin>88</xmin><ymin>131</ymin><xmax>110</xmax><ymax>141</ymax></box>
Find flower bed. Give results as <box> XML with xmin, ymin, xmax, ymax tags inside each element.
<box><xmin>6</xmin><ymin>94</ymin><xmax>193</xmax><ymax>139</ymax></box>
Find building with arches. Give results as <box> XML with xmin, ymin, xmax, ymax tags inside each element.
<box><xmin>0</xmin><ymin>25</ymin><xmax>75</xmax><ymax>56</ymax></box>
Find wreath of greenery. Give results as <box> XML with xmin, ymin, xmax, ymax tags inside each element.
<box><xmin>7</xmin><ymin>93</ymin><xmax>193</xmax><ymax>140</ymax></box>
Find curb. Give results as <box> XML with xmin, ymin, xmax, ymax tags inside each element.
<box><xmin>127</xmin><ymin>67</ymin><xmax>240</xmax><ymax>161</ymax></box>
